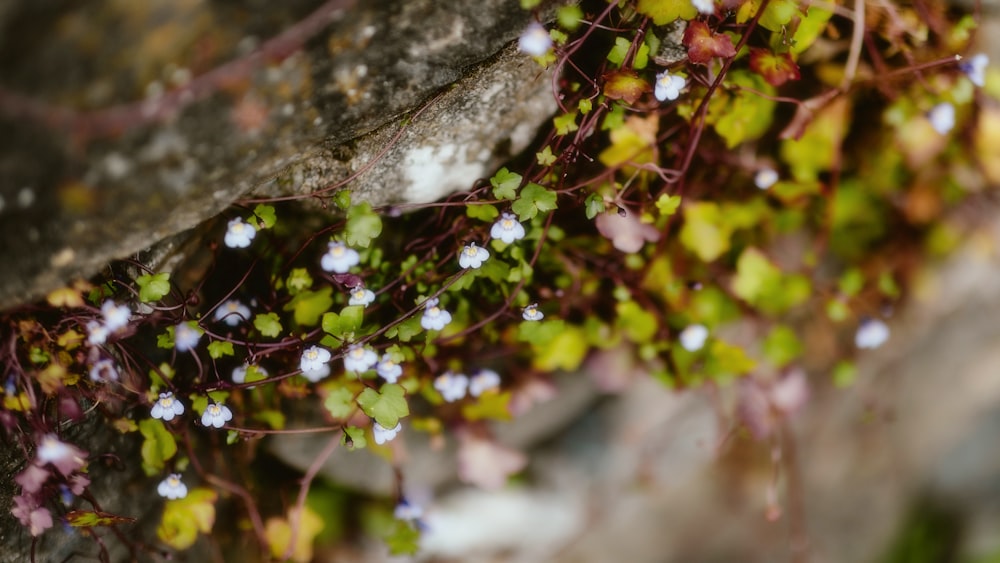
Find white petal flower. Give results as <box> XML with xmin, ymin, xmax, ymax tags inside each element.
<box><xmin>469</xmin><ymin>369</ymin><xmax>501</xmax><ymax>397</ymax></box>
<box><xmin>522</xmin><ymin>303</ymin><xmax>544</xmax><ymax>321</ymax></box>
<box><xmin>300</xmin><ymin>364</ymin><xmax>331</xmax><ymax>383</ymax></box>
<box><xmin>151</xmin><ymin>392</ymin><xmax>185</xmax><ymax>422</ymax></box>
<box><xmin>855</xmin><ymin>318</ymin><xmax>890</xmax><ymax>349</ymax></box>
<box><xmin>300</xmin><ymin>346</ymin><xmax>332</xmax><ymax>372</ymax></box>
<box><xmin>89</xmin><ymin>359</ymin><xmax>119</xmax><ymax>382</ymax></box>
<box><xmin>654</xmin><ymin>71</ymin><xmax>686</xmax><ymax>102</ymax></box>
<box><xmin>961</xmin><ymin>53</ymin><xmax>988</xmax><ymax>87</ymax></box>
<box><xmin>101</xmin><ymin>300</ymin><xmax>131</xmax><ymax>332</ymax></box>
<box><xmin>679</xmin><ymin>324</ymin><xmax>709</xmax><ymax>352</ymax></box>
<box><xmin>86</xmin><ymin>321</ymin><xmax>109</xmax><ymax>346</ymax></box>
<box><xmin>224</xmin><ymin>218</ymin><xmax>256</xmax><ymax>249</ymax></box>
<box><xmin>458</xmin><ymin>242</ymin><xmax>490</xmax><ymax>269</ymax></box>
<box><xmin>691</xmin><ymin>0</ymin><xmax>715</xmax><ymax>14</ymax></box>
<box><xmin>755</xmin><ymin>168</ymin><xmax>779</xmax><ymax>190</ymax></box>
<box><xmin>213</xmin><ymin>299</ymin><xmax>251</xmax><ymax>326</ymax></box>
<box><xmin>928</xmin><ymin>102</ymin><xmax>955</xmax><ymax>135</ymax></box>
<box><xmin>420</xmin><ymin>298</ymin><xmax>453</xmax><ymax>331</ymax></box>
<box><xmin>201</xmin><ymin>403</ymin><xmax>233</xmax><ymax>429</ymax></box>
<box><xmin>376</xmin><ymin>354</ymin><xmax>403</xmax><ymax>383</ymax></box>
<box><xmin>348</xmin><ymin>286</ymin><xmax>376</xmax><ymax>307</ymax></box>
<box><xmin>174</xmin><ymin>323</ymin><xmax>202</xmax><ymax>352</ymax></box>
<box><xmin>321</xmin><ymin>241</ymin><xmax>360</xmax><ymax>273</ymax></box>
<box><xmin>36</xmin><ymin>434</ymin><xmax>87</xmax><ymax>476</ymax></box>
<box><xmin>344</xmin><ymin>344</ymin><xmax>378</xmax><ymax>373</ymax></box>
<box><xmin>393</xmin><ymin>499</ymin><xmax>423</xmax><ymax>521</ymax></box>
<box><xmin>491</xmin><ymin>213</ymin><xmax>526</xmax><ymax>244</ymax></box>
<box><xmin>373</xmin><ymin>421</ymin><xmax>402</xmax><ymax>445</ymax></box>
<box><xmin>518</xmin><ymin>22</ymin><xmax>552</xmax><ymax>57</ymax></box>
<box><xmin>434</xmin><ymin>371</ymin><xmax>469</xmax><ymax>402</ymax></box>
<box><xmin>157</xmin><ymin>473</ymin><xmax>188</xmax><ymax>500</ymax></box>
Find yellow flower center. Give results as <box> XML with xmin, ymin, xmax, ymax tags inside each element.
<box><xmin>208</xmin><ymin>405</ymin><xmax>220</xmax><ymax>415</ymax></box>
<box><xmin>502</xmin><ymin>219</ymin><xmax>514</xmax><ymax>229</ymax></box>
<box><xmin>161</xmin><ymin>396</ymin><xmax>174</xmax><ymax>407</ymax></box>
<box><xmin>332</xmin><ymin>246</ymin><xmax>344</xmax><ymax>256</ymax></box>
<box><xmin>429</xmin><ymin>307</ymin><xmax>440</xmax><ymax>316</ymax></box>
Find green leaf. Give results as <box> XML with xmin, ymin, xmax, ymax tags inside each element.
<box><xmin>324</xmin><ymin>386</ymin><xmax>356</xmax><ymax>420</ymax></box>
<box><xmin>286</xmin><ymin>268</ymin><xmax>314</xmax><ymax>295</ymax></box>
<box><xmin>838</xmin><ymin>268</ymin><xmax>865</xmax><ymax>297</ymax></box>
<box><xmin>253</xmin><ymin>312</ymin><xmax>282</xmax><ymax>338</ymax></box>
<box><xmin>536</xmin><ymin>146</ymin><xmax>557</xmax><ymax>166</ymax></box>
<box><xmin>553</xmin><ymin>111</ymin><xmax>579</xmax><ymax>135</ymax></box>
<box><xmin>655</xmin><ymin>194</ymin><xmax>682</xmax><ymax>216</ymax></box>
<box><xmin>578</xmin><ymin>98</ymin><xmax>593</xmax><ymax>115</ymax></box>
<box><xmin>207</xmin><ymin>341</ymin><xmax>234</xmax><ymax>359</ymax></box>
<box><xmin>763</xmin><ymin>325</ymin><xmax>803</xmax><ymax>367</ymax></box>
<box><xmin>139</xmin><ymin>419</ymin><xmax>177</xmax><ymax>476</ymax></box>
<box><xmin>158</xmin><ymin>488</ymin><xmax>217</xmax><ymax>550</ymax></box>
<box><xmin>759</xmin><ymin>0</ymin><xmax>800</xmax><ymax>31</ymax></box>
<box><xmin>532</xmin><ymin>325</ymin><xmax>587</xmax><ymax>372</ymax></box>
<box><xmin>637</xmin><ymin>0</ymin><xmax>697</xmax><ymax>24</ymax></box>
<box><xmin>385</xmin><ymin>520</ymin><xmax>421</xmax><ymax>556</ymax></box>
<box><xmin>333</xmin><ymin>190</ymin><xmax>352</xmax><ymax>210</ymax></box>
<box><xmin>322</xmin><ymin>306</ymin><xmax>365</xmax><ymax>340</ymax></box>
<box><xmin>136</xmin><ymin>273</ymin><xmax>170</xmax><ymax>303</ymax></box>
<box><xmin>832</xmin><ymin>360</ymin><xmax>857</xmax><ymax>387</ymax></box>
<box><xmin>386</xmin><ymin>315</ymin><xmax>424</xmax><ymax>342</ymax></box>
<box><xmin>344</xmin><ymin>203</ymin><xmax>383</xmax><ymax>248</ymax></box>
<box><xmin>253</xmin><ymin>410</ymin><xmax>285</xmax><ymax>430</ymax></box>
<box><xmin>490</xmin><ymin>167</ymin><xmax>522</xmax><ymax>200</ymax></box>
<box><xmin>517</xmin><ymin>319</ymin><xmax>567</xmax><ymax>346</ymax></box>
<box><xmin>781</xmin><ymin>97</ymin><xmax>850</xmax><ymax>182</ymax></box>
<box><xmin>680</xmin><ymin>202</ymin><xmax>733</xmax><ymax>262</ymax></box>
<box><xmin>462</xmin><ymin>391</ymin><xmax>513</xmax><ymax>421</ymax></box>
<box><xmin>342</xmin><ymin>426</ymin><xmax>367</xmax><ymax>449</ymax></box>
<box><xmin>253</xmin><ymin>204</ymin><xmax>277</xmax><ymax>229</ymax></box>
<box><xmin>705</xmin><ymin>340</ymin><xmax>756</xmax><ymax>377</ymax></box>
<box><xmin>711</xmin><ymin>70</ymin><xmax>776</xmax><ymax>148</ymax></box>
<box><xmin>557</xmin><ymin>4</ymin><xmax>583</xmax><ymax>30</ymax></box>
<box><xmin>284</xmin><ymin>287</ymin><xmax>333</xmax><ymax>327</ymax></box>
<box><xmin>356</xmin><ymin>384</ymin><xmax>409</xmax><ymax>428</ymax></box>
<box><xmin>66</xmin><ymin>510</ymin><xmax>136</xmax><ymax>528</ymax></box>
<box><xmin>511</xmin><ymin>183</ymin><xmax>558</xmax><ymax>222</ymax></box>
<box><xmin>732</xmin><ymin>247</ymin><xmax>782</xmax><ymax>304</ymax></box>
<box><xmin>466</xmin><ymin>203</ymin><xmax>499</xmax><ymax>222</ymax></box>
<box><xmin>615</xmin><ymin>301</ymin><xmax>659</xmax><ymax>343</ymax></box>
<box><xmin>585</xmin><ymin>193</ymin><xmax>606</xmax><ymax>220</ymax></box>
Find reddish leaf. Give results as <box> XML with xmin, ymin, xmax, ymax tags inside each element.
<box><xmin>682</xmin><ymin>21</ymin><xmax>736</xmax><ymax>65</ymax></box>
<box><xmin>749</xmin><ymin>48</ymin><xmax>801</xmax><ymax>86</ymax></box>
<box><xmin>602</xmin><ymin>70</ymin><xmax>651</xmax><ymax>104</ymax></box>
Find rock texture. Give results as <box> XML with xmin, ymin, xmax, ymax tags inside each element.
<box><xmin>0</xmin><ymin>0</ymin><xmax>555</xmax><ymax>310</ymax></box>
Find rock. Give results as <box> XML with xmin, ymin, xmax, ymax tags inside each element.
<box><xmin>0</xmin><ymin>0</ymin><xmax>555</xmax><ymax>310</ymax></box>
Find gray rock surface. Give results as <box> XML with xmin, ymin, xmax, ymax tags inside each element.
<box><xmin>0</xmin><ymin>0</ymin><xmax>555</xmax><ymax>310</ymax></box>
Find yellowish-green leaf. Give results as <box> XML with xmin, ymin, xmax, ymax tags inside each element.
<box><xmin>637</xmin><ymin>0</ymin><xmax>697</xmax><ymax>24</ymax></box>
<box><xmin>680</xmin><ymin>202</ymin><xmax>732</xmax><ymax>262</ymax></box>
<box><xmin>157</xmin><ymin>488</ymin><xmax>217</xmax><ymax>550</ymax></box>
<box><xmin>266</xmin><ymin>506</ymin><xmax>325</xmax><ymax>563</ymax></box>
<box><xmin>139</xmin><ymin>419</ymin><xmax>177</xmax><ymax>476</ymax></box>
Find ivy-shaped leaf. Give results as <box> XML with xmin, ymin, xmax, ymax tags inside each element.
<box><xmin>207</xmin><ymin>341</ymin><xmax>234</xmax><ymax>359</ymax></box>
<box><xmin>749</xmin><ymin>48</ymin><xmax>800</xmax><ymax>86</ymax></box>
<box><xmin>253</xmin><ymin>312</ymin><xmax>283</xmax><ymax>338</ymax></box>
<box><xmin>356</xmin><ymin>384</ymin><xmax>409</xmax><ymax>428</ymax></box>
<box><xmin>602</xmin><ymin>70</ymin><xmax>651</xmax><ymax>104</ymax></box>
<box><xmin>344</xmin><ymin>203</ymin><xmax>383</xmax><ymax>248</ymax></box>
<box><xmin>466</xmin><ymin>203</ymin><xmax>499</xmax><ymax>222</ymax></box>
<box><xmin>286</xmin><ymin>268</ymin><xmax>314</xmax><ymax>295</ymax></box>
<box><xmin>512</xmin><ymin>183</ymin><xmax>558</xmax><ymax>221</ymax></box>
<box><xmin>490</xmin><ymin>167</ymin><xmax>522</xmax><ymax>200</ymax></box>
<box><xmin>253</xmin><ymin>204</ymin><xmax>277</xmax><ymax>229</ymax></box>
<box><xmin>136</xmin><ymin>273</ymin><xmax>170</xmax><ymax>303</ymax></box>
<box><xmin>158</xmin><ymin>488</ymin><xmax>218</xmax><ymax>551</ymax></box>
<box><xmin>655</xmin><ymin>194</ymin><xmax>682</xmax><ymax>216</ymax></box>
<box><xmin>680</xmin><ymin>202</ymin><xmax>733</xmax><ymax>262</ymax></box>
<box><xmin>683</xmin><ymin>21</ymin><xmax>736</xmax><ymax>65</ymax></box>
<box><xmin>284</xmin><ymin>288</ymin><xmax>333</xmax><ymax>327</ymax></box>
<box><xmin>139</xmin><ymin>419</ymin><xmax>177</xmax><ymax>476</ymax></box>
<box><xmin>342</xmin><ymin>426</ymin><xmax>367</xmax><ymax>449</ymax></box>
<box><xmin>323</xmin><ymin>386</ymin><xmax>356</xmax><ymax>420</ymax></box>
<box><xmin>585</xmin><ymin>193</ymin><xmax>606</xmax><ymax>219</ymax></box>
<box><xmin>637</xmin><ymin>0</ymin><xmax>697</xmax><ymax>25</ymax></box>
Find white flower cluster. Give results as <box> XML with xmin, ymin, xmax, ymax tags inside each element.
<box><xmin>300</xmin><ymin>345</ymin><xmax>332</xmax><ymax>382</ymax></box>
<box><xmin>224</xmin><ymin>218</ymin><xmax>256</xmax><ymax>249</ymax></box>
<box><xmin>86</xmin><ymin>300</ymin><xmax>132</xmax><ymax>347</ymax></box>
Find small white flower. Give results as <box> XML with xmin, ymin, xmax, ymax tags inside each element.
<box><xmin>420</xmin><ymin>298</ymin><xmax>453</xmax><ymax>331</ymax></box>
<box><xmin>174</xmin><ymin>322</ymin><xmax>202</xmax><ymax>352</ymax></box>
<box><xmin>157</xmin><ymin>473</ymin><xmax>188</xmax><ymax>500</ymax></box>
<box><xmin>373</xmin><ymin>421</ymin><xmax>402</xmax><ymax>445</ymax></box>
<box><xmin>961</xmin><ymin>53</ymin><xmax>988</xmax><ymax>87</ymax></box>
<box><xmin>394</xmin><ymin>499</ymin><xmax>423</xmax><ymax>521</ymax></box>
<box><xmin>458</xmin><ymin>242</ymin><xmax>490</xmax><ymax>269</ymax></box>
<box><xmin>300</xmin><ymin>346</ymin><xmax>332</xmax><ymax>382</ymax></box>
<box><xmin>348</xmin><ymin>285</ymin><xmax>376</xmax><ymax>307</ymax></box>
<box><xmin>518</xmin><ymin>22</ymin><xmax>552</xmax><ymax>57</ymax></box>
<box><xmin>213</xmin><ymin>299</ymin><xmax>251</xmax><ymax>326</ymax></box>
<box><xmin>224</xmin><ymin>218</ymin><xmax>256</xmax><ymax>249</ymax></box>
<box><xmin>89</xmin><ymin>359</ymin><xmax>119</xmax><ymax>382</ymax></box>
<box><xmin>376</xmin><ymin>354</ymin><xmax>403</xmax><ymax>383</ymax></box>
<box><xmin>36</xmin><ymin>434</ymin><xmax>87</xmax><ymax>476</ymax></box>
<box><xmin>855</xmin><ymin>318</ymin><xmax>890</xmax><ymax>349</ymax></box>
<box><xmin>679</xmin><ymin>324</ymin><xmax>709</xmax><ymax>352</ymax></box>
<box><xmin>434</xmin><ymin>371</ymin><xmax>469</xmax><ymax>402</ymax></box>
<box><xmin>101</xmin><ymin>300</ymin><xmax>131</xmax><ymax>332</ymax></box>
<box><xmin>469</xmin><ymin>369</ymin><xmax>501</xmax><ymax>397</ymax></box>
<box><xmin>344</xmin><ymin>344</ymin><xmax>378</xmax><ymax>373</ymax></box>
<box><xmin>232</xmin><ymin>364</ymin><xmax>268</xmax><ymax>385</ymax></box>
<box><xmin>928</xmin><ymin>102</ymin><xmax>955</xmax><ymax>135</ymax></box>
<box><xmin>151</xmin><ymin>392</ymin><xmax>185</xmax><ymax>421</ymax></box>
<box><xmin>522</xmin><ymin>303</ymin><xmax>544</xmax><ymax>322</ymax></box>
<box><xmin>86</xmin><ymin>321</ymin><xmax>108</xmax><ymax>346</ymax></box>
<box><xmin>755</xmin><ymin>168</ymin><xmax>779</xmax><ymax>190</ymax></box>
<box><xmin>321</xmin><ymin>241</ymin><xmax>360</xmax><ymax>273</ymax></box>
<box><xmin>491</xmin><ymin>213</ymin><xmax>526</xmax><ymax>244</ymax></box>
<box><xmin>691</xmin><ymin>0</ymin><xmax>715</xmax><ymax>14</ymax></box>
<box><xmin>654</xmin><ymin>71</ymin><xmax>686</xmax><ymax>102</ymax></box>
<box><xmin>201</xmin><ymin>403</ymin><xmax>233</xmax><ymax>429</ymax></box>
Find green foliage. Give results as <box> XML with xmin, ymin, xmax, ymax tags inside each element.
<box><xmin>512</xmin><ymin>183</ymin><xmax>558</xmax><ymax>221</ymax></box>
<box><xmin>680</xmin><ymin>202</ymin><xmax>732</xmax><ymax>262</ymax></box>
<box><xmin>655</xmin><ymin>194</ymin><xmax>682</xmax><ymax>216</ymax></box>
<box><xmin>763</xmin><ymin>325</ymin><xmax>803</xmax><ymax>367</ymax></box>
<box><xmin>253</xmin><ymin>312</ymin><xmax>283</xmax><ymax>337</ymax></box>
<box><xmin>139</xmin><ymin>419</ymin><xmax>177</xmax><ymax>476</ymax></box>
<box><xmin>158</xmin><ymin>488</ymin><xmax>217</xmax><ymax>550</ymax></box>
<box><xmin>732</xmin><ymin>248</ymin><xmax>810</xmax><ymax>315</ymax></box>
<box><xmin>207</xmin><ymin>341</ymin><xmax>234</xmax><ymax>359</ymax></box>
<box><xmin>356</xmin><ymin>384</ymin><xmax>409</xmax><ymax>428</ymax></box>
<box><xmin>344</xmin><ymin>202</ymin><xmax>383</xmax><ymax>248</ymax></box>
<box><xmin>284</xmin><ymin>288</ymin><xmax>334</xmax><ymax>326</ymax></box>
<box><xmin>615</xmin><ymin>300</ymin><xmax>659</xmax><ymax>343</ymax></box>
<box><xmin>466</xmin><ymin>203</ymin><xmax>499</xmax><ymax>222</ymax></box>
<box><xmin>607</xmin><ymin>37</ymin><xmax>649</xmax><ymax>69</ymax></box>
<box><xmin>322</xmin><ymin>306</ymin><xmax>365</xmax><ymax>340</ymax></box>
<box><xmin>637</xmin><ymin>0</ymin><xmax>697</xmax><ymax>24</ymax></box>
<box><xmin>585</xmin><ymin>193</ymin><xmax>606</xmax><ymax>219</ymax></box>
<box><xmin>342</xmin><ymin>426</ymin><xmax>367</xmax><ymax>449</ymax></box>
<box><xmin>323</xmin><ymin>386</ymin><xmax>356</xmax><ymax>420</ymax></box>
<box><xmin>490</xmin><ymin>167</ymin><xmax>522</xmax><ymax>200</ymax></box>
<box><xmin>286</xmin><ymin>268</ymin><xmax>314</xmax><ymax>295</ymax></box>
<box><xmin>385</xmin><ymin>521</ymin><xmax>421</xmax><ymax>556</ymax></box>
<box><xmin>136</xmin><ymin>272</ymin><xmax>170</xmax><ymax>303</ymax></box>
<box><xmin>66</xmin><ymin>510</ymin><xmax>136</xmax><ymax>528</ymax></box>
<box><xmin>557</xmin><ymin>4</ymin><xmax>583</xmax><ymax>30</ymax></box>
<box><xmin>253</xmin><ymin>204</ymin><xmax>277</xmax><ymax>229</ymax></box>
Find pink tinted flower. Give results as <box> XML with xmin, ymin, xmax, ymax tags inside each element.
<box><xmin>457</xmin><ymin>434</ymin><xmax>527</xmax><ymax>490</ymax></box>
<box><xmin>36</xmin><ymin>434</ymin><xmax>87</xmax><ymax>477</ymax></box>
<box><xmin>15</xmin><ymin>464</ymin><xmax>50</xmax><ymax>494</ymax></box>
<box><xmin>595</xmin><ymin>208</ymin><xmax>660</xmax><ymax>253</ymax></box>
<box><xmin>12</xmin><ymin>496</ymin><xmax>53</xmax><ymax>536</ymax></box>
